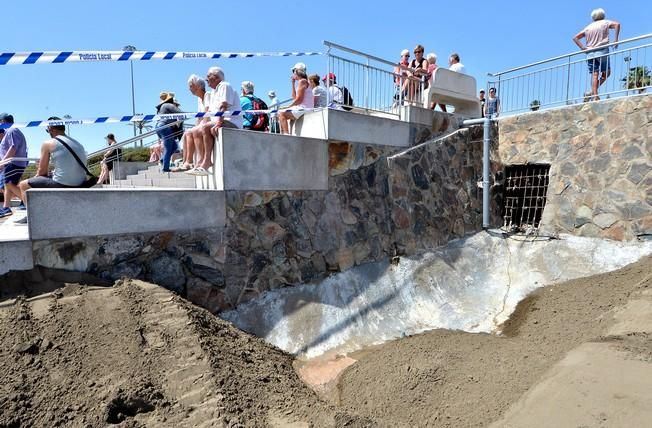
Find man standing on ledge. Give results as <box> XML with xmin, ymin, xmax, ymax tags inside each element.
<box><xmin>573</xmin><ymin>8</ymin><xmax>620</xmax><ymax>101</ymax></box>
<box><xmin>0</xmin><ymin>113</ymin><xmax>28</xmax><ymax>218</ymax></box>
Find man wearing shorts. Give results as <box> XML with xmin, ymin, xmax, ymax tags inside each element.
<box><xmin>14</xmin><ymin>117</ymin><xmax>87</xmax><ymax>223</ymax></box>
<box><xmin>573</xmin><ymin>8</ymin><xmax>620</xmax><ymax>101</ymax></box>
<box><xmin>0</xmin><ymin>113</ymin><xmax>28</xmax><ymax>218</ymax></box>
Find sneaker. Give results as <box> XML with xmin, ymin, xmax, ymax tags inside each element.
<box><xmin>0</xmin><ymin>207</ymin><xmax>12</xmax><ymax>218</ymax></box>
<box><xmin>17</xmin><ymin>203</ymin><xmax>26</xmax><ymax>211</ymax></box>
<box><xmin>13</xmin><ymin>216</ymin><xmax>27</xmax><ymax>224</ymax></box>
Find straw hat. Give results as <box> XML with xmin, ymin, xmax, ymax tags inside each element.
<box><xmin>157</xmin><ymin>91</ymin><xmax>176</xmax><ymax>107</ymax></box>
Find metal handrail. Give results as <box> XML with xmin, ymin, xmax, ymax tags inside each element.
<box><xmin>86</xmin><ymin>120</ymin><xmax>181</xmax><ymax>158</ymax></box>
<box><xmin>0</xmin><ymin>157</ymin><xmax>40</xmax><ymax>167</ymax></box>
<box><xmin>490</xmin><ymin>33</ymin><xmax>652</xmax><ymax>76</ymax></box>
<box><xmin>324</xmin><ymin>40</ymin><xmax>397</xmax><ymax>68</ymax></box>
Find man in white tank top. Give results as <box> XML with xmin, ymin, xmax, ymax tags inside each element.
<box><xmin>573</xmin><ymin>8</ymin><xmax>621</xmax><ymax>101</ymax></box>
<box><xmin>14</xmin><ymin>117</ymin><xmax>88</xmax><ymax>223</ymax></box>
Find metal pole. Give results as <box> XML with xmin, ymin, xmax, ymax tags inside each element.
<box><xmin>123</xmin><ymin>45</ymin><xmax>138</xmax><ymax>145</ymax></box>
<box><xmin>462</xmin><ymin>118</ymin><xmax>492</xmax><ymax>229</ymax></box>
<box><xmin>482</xmin><ymin>117</ymin><xmax>490</xmax><ymax>229</ymax></box>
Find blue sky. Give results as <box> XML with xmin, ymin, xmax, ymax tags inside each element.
<box><xmin>3</xmin><ymin>0</ymin><xmax>649</xmax><ymax>154</ymax></box>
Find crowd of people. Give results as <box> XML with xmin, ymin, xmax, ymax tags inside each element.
<box><xmin>0</xmin><ymin>7</ymin><xmax>623</xmax><ymax>223</ymax></box>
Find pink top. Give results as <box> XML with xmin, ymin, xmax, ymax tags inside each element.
<box><xmin>583</xmin><ymin>20</ymin><xmax>612</xmax><ymax>48</ymax></box>
<box><xmin>297</xmin><ymin>78</ymin><xmax>314</xmax><ymax>108</ymax></box>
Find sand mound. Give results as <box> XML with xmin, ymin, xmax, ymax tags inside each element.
<box><xmin>1</xmin><ymin>255</ymin><xmax>650</xmax><ymax>427</ymax></box>
<box><xmin>0</xmin><ymin>279</ymin><xmax>366</xmax><ymax>427</ymax></box>
<box><xmin>336</xmin><ymin>255</ymin><xmax>652</xmax><ymax>427</ymax></box>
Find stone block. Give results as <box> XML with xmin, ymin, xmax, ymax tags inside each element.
<box><xmin>27</xmin><ymin>189</ymin><xmax>226</xmax><ymax>240</ymax></box>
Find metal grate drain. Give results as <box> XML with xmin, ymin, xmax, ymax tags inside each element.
<box><xmin>503</xmin><ymin>164</ymin><xmax>551</xmax><ymax>231</ymax></box>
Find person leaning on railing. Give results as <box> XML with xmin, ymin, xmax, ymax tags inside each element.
<box><xmin>572</xmin><ymin>8</ymin><xmax>621</xmax><ymax>101</ymax></box>
<box><xmin>0</xmin><ymin>113</ymin><xmax>28</xmax><ymax>219</ymax></box>
<box><xmin>408</xmin><ymin>44</ymin><xmax>429</xmax><ymax>103</ymax></box>
<box><xmin>394</xmin><ymin>49</ymin><xmax>411</xmax><ymax>104</ymax></box>
<box><xmin>97</xmin><ymin>133</ymin><xmax>122</xmax><ymax>185</ymax></box>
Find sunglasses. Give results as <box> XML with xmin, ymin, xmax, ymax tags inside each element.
<box><xmin>402</xmin><ymin>54</ymin><xmax>410</xmax><ymax>57</ymax></box>
<box><xmin>414</xmin><ymin>50</ymin><xmax>423</xmax><ymax>54</ymax></box>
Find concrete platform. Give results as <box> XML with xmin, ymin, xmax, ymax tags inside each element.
<box><xmin>26</xmin><ymin>188</ymin><xmax>226</xmax><ymax>240</ymax></box>
<box><xmin>0</xmin><ymin>211</ymin><xmax>32</xmax><ymax>275</ymax></box>
<box><xmin>201</xmin><ymin>128</ymin><xmax>329</xmax><ymax>191</ymax></box>
<box><xmin>294</xmin><ymin>109</ymin><xmax>414</xmax><ymax>147</ymax></box>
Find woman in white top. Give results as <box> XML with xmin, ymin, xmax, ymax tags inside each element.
<box><xmin>309</xmin><ymin>74</ymin><xmax>327</xmax><ymax>108</ymax></box>
<box><xmin>279</xmin><ymin>62</ymin><xmax>314</xmax><ymax>135</ymax></box>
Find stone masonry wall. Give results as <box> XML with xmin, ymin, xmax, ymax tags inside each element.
<box><xmin>498</xmin><ymin>94</ymin><xmax>651</xmax><ymax>240</ymax></box>
<box><xmin>32</xmin><ymin>124</ymin><xmax>500</xmax><ymax>313</ymax></box>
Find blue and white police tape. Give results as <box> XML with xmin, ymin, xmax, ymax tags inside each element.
<box><xmin>0</xmin><ymin>108</ymin><xmax>324</xmax><ymax>129</ymax></box>
<box><xmin>0</xmin><ymin>50</ymin><xmax>322</xmax><ymax>65</ymax></box>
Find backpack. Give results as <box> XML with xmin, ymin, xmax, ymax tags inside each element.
<box><xmin>245</xmin><ymin>95</ymin><xmax>269</xmax><ymax>131</ymax></box>
<box><xmin>340</xmin><ymin>86</ymin><xmax>354</xmax><ymax>111</ymax></box>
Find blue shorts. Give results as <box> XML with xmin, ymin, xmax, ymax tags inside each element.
<box><xmin>0</xmin><ymin>164</ymin><xmax>25</xmax><ymax>186</ymax></box>
<box><xmin>587</xmin><ymin>49</ymin><xmax>610</xmax><ymax>74</ymax></box>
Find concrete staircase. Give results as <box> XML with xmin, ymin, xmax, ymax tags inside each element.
<box><xmin>108</xmin><ymin>165</ymin><xmax>196</xmax><ymax>188</ymax></box>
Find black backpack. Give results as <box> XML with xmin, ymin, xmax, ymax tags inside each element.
<box><xmin>245</xmin><ymin>95</ymin><xmax>269</xmax><ymax>131</ymax></box>
<box><xmin>340</xmin><ymin>86</ymin><xmax>354</xmax><ymax>111</ymax></box>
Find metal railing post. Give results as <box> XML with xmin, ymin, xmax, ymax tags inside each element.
<box><xmin>565</xmin><ymin>56</ymin><xmax>571</xmax><ymax>104</ymax></box>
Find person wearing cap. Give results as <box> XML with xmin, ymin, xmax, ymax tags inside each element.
<box><xmin>188</xmin><ymin>66</ymin><xmax>241</xmax><ymax>175</ymax></box>
<box><xmin>155</xmin><ymin>92</ymin><xmax>183</xmax><ymax>172</ymax></box>
<box><xmin>97</xmin><ymin>133</ymin><xmax>122</xmax><ymax>184</ymax></box>
<box><xmin>14</xmin><ymin>117</ymin><xmax>87</xmax><ymax>223</ymax></box>
<box><xmin>279</xmin><ymin>62</ymin><xmax>314</xmax><ymax>135</ymax></box>
<box><xmin>0</xmin><ymin>113</ymin><xmax>28</xmax><ymax>218</ymax></box>
<box><xmin>322</xmin><ymin>73</ymin><xmax>344</xmax><ymax>110</ymax></box>
<box><xmin>448</xmin><ymin>53</ymin><xmax>466</xmax><ymax>74</ymax></box>
<box><xmin>393</xmin><ymin>49</ymin><xmax>411</xmax><ymax>104</ymax></box>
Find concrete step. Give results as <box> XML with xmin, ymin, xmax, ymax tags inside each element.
<box><xmin>133</xmin><ymin>172</ymin><xmax>188</xmax><ymax>180</ymax></box>
<box><xmin>114</xmin><ymin>178</ymin><xmax>196</xmax><ymax>188</ymax></box>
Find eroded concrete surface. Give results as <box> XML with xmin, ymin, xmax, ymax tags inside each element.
<box><xmin>223</xmin><ymin>231</ymin><xmax>652</xmax><ymax>359</ymax></box>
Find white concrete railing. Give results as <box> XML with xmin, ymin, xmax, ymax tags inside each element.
<box><xmin>423</xmin><ymin>68</ymin><xmax>481</xmax><ymax>117</ymax></box>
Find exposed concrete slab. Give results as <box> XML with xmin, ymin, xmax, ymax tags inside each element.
<box><xmin>223</xmin><ymin>232</ymin><xmax>652</xmax><ymax>358</ymax></box>
<box><xmin>205</xmin><ymin>128</ymin><xmax>329</xmax><ymax>191</ymax></box>
<box><xmin>0</xmin><ymin>239</ymin><xmax>33</xmax><ymax>275</ymax></box>
<box><xmin>490</xmin><ymin>343</ymin><xmax>652</xmax><ymax>428</ymax></box>
<box><xmin>26</xmin><ymin>188</ymin><xmax>225</xmax><ymax>240</ymax></box>
<box><xmin>294</xmin><ymin>109</ymin><xmax>413</xmax><ymax>147</ymax></box>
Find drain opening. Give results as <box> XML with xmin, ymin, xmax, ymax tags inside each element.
<box><xmin>503</xmin><ymin>164</ymin><xmax>550</xmax><ymax>231</ymax></box>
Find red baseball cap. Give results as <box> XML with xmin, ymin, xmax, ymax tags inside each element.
<box><xmin>322</xmin><ymin>72</ymin><xmax>337</xmax><ymax>82</ymax></box>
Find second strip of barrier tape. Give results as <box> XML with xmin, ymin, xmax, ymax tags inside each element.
<box><xmin>0</xmin><ymin>108</ymin><xmax>326</xmax><ymax>129</ymax></box>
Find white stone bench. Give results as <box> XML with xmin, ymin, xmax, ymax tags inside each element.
<box><xmin>422</xmin><ymin>68</ymin><xmax>481</xmax><ymax>118</ymax></box>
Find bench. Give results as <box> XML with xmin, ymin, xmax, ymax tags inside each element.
<box><xmin>422</xmin><ymin>68</ymin><xmax>481</xmax><ymax>118</ymax></box>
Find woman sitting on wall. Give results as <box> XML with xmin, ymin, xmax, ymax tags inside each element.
<box><xmin>278</xmin><ymin>63</ymin><xmax>314</xmax><ymax>135</ymax></box>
